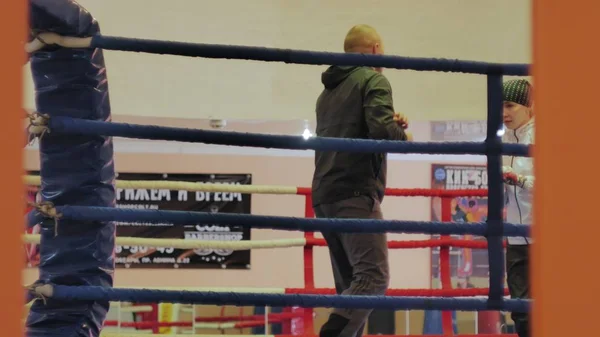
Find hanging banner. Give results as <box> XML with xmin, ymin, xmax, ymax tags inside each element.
<box><xmin>115</xmin><ymin>173</ymin><xmax>252</xmax><ymax>269</ymax></box>
<box><xmin>430</xmin><ymin>164</ymin><xmax>490</xmax><ymax>287</ymax></box>
<box><xmin>430</xmin><ymin>121</ymin><xmax>487</xmax><ymax>141</ymax></box>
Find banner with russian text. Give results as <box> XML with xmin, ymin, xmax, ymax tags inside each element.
<box><xmin>115</xmin><ymin>173</ymin><xmax>252</xmax><ymax>269</ymax></box>
<box><xmin>429</xmin><ymin>163</ymin><xmax>508</xmax><ymax>334</ymax></box>
<box><xmin>430</xmin><ymin>164</ymin><xmax>490</xmax><ymax>287</ymax></box>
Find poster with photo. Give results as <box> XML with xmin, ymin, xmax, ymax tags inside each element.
<box><xmin>430</xmin><ymin>164</ymin><xmax>491</xmax><ymax>288</ymax></box>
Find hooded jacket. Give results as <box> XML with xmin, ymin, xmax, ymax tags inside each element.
<box><xmin>311</xmin><ymin>66</ymin><xmax>407</xmax><ymax>206</ymax></box>
<box><xmin>502</xmin><ymin>118</ymin><xmax>535</xmax><ymax>245</ymax></box>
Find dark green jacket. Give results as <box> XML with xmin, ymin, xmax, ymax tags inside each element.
<box><xmin>311</xmin><ymin>66</ymin><xmax>407</xmax><ymax>206</ymax></box>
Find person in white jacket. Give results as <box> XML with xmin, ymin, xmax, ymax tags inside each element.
<box><xmin>501</xmin><ymin>78</ymin><xmax>534</xmax><ymax>337</ymax></box>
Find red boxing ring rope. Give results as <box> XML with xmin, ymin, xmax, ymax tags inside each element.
<box><xmin>284</xmin><ymin>288</ymin><xmax>508</xmax><ymax>297</ymax></box>
<box><xmin>104</xmin><ymin>319</ymin><xmax>285</xmax><ymax>329</ymax></box>
<box><xmin>295</xmin><ymin>187</ymin><xmax>510</xmax><ymax>336</ymax></box>
<box><xmin>104</xmin><ymin>187</ymin><xmax>514</xmax><ymax>336</ymax></box>
<box><xmin>306</xmin><ymin>237</ymin><xmax>504</xmax><ymax>249</ymax></box>
<box><xmin>295</xmin><ymin>187</ymin><xmax>489</xmax><ymax>198</ymax></box>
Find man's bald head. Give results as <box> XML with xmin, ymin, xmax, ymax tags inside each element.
<box><xmin>343</xmin><ymin>25</ymin><xmax>384</xmax><ymax>54</ymax></box>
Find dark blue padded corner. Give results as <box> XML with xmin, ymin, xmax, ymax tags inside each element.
<box><xmin>27</xmin><ymin>1</ymin><xmax>116</xmax><ymax>336</ymax></box>
<box><xmin>29</xmin><ymin>0</ymin><xmax>98</xmax><ymax>36</ymax></box>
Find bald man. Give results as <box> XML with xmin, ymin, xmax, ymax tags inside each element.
<box><xmin>311</xmin><ymin>25</ymin><xmax>410</xmax><ymax>337</ymax></box>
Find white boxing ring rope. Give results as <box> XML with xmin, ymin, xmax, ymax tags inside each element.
<box><xmin>24</xmin><ymin>174</ymin><xmax>312</xmax><ymax>252</ymax></box>
<box><xmin>23</xmin><ymin>234</ymin><xmax>307</xmax><ymax>251</ymax></box>
<box><xmin>24</xmin><ymin>175</ymin><xmax>299</xmax><ymax>195</ymax></box>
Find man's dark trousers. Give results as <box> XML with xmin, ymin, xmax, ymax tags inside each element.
<box><xmin>314</xmin><ymin>195</ymin><xmax>389</xmax><ymax>337</ymax></box>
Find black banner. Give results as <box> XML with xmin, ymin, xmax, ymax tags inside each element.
<box><xmin>115</xmin><ymin>173</ymin><xmax>252</xmax><ymax>269</ymax></box>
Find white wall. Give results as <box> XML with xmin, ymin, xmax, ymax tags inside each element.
<box><xmin>23</xmin><ymin>0</ymin><xmax>531</xmax><ymax>121</ymax></box>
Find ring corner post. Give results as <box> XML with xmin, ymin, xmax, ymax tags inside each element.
<box><xmin>439</xmin><ymin>197</ymin><xmax>455</xmax><ymax>334</ymax></box>
<box><xmin>485</xmin><ymin>74</ymin><xmax>505</xmax><ymax>304</ymax></box>
<box><xmin>26</xmin><ymin>1</ymin><xmax>116</xmax><ymax>336</ymax></box>
<box><xmin>303</xmin><ymin>194</ymin><xmax>315</xmax><ymax>335</ymax></box>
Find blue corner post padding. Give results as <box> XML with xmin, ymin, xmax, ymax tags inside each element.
<box><xmin>27</xmin><ymin>1</ymin><xmax>116</xmax><ymax>337</ymax></box>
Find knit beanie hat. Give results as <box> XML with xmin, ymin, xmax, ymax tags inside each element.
<box><xmin>503</xmin><ymin>79</ymin><xmax>533</xmax><ymax>107</ymax></box>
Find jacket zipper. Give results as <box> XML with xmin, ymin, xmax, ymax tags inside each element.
<box><xmin>511</xmin><ymin>129</ymin><xmax>529</xmax><ymax>244</ymax></box>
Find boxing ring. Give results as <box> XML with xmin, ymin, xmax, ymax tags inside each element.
<box><xmin>22</xmin><ymin>1</ymin><xmax>531</xmax><ymax>337</ymax></box>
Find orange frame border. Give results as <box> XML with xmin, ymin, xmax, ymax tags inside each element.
<box><xmin>532</xmin><ymin>0</ymin><xmax>600</xmax><ymax>336</ymax></box>
<box><xmin>6</xmin><ymin>1</ymin><xmax>598</xmax><ymax>336</ymax></box>
<box><xmin>2</xmin><ymin>0</ymin><xmax>25</xmax><ymax>336</ymax></box>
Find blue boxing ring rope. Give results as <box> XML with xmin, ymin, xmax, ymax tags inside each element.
<box><xmin>25</xmin><ymin>28</ymin><xmax>531</xmax><ymax>336</ymax></box>
<box><xmin>91</xmin><ymin>35</ymin><xmax>528</xmax><ymax>76</ymax></box>
<box><xmin>27</xmin><ymin>205</ymin><xmax>529</xmax><ymax>237</ymax></box>
<box><xmin>30</xmin><ymin>115</ymin><xmax>530</xmax><ymax>156</ymax></box>
<box><xmin>31</xmin><ymin>284</ymin><xmax>529</xmax><ymax>313</ymax></box>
